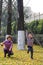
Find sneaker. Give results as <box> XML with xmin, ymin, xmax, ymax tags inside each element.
<box><xmin>31</xmin><ymin>57</ymin><xmax>33</xmax><ymax>59</ymax></box>
<box><xmin>27</xmin><ymin>51</ymin><xmax>29</xmax><ymax>53</ymax></box>
<box><xmin>10</xmin><ymin>52</ymin><xmax>14</xmax><ymax>55</ymax></box>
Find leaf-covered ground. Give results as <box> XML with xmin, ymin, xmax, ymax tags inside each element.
<box><xmin>0</xmin><ymin>44</ymin><xmax>43</xmax><ymax>65</ymax></box>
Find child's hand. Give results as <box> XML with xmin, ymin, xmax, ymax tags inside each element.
<box><xmin>9</xmin><ymin>48</ymin><xmax>11</xmax><ymax>51</ymax></box>
<box><xmin>0</xmin><ymin>43</ymin><xmax>3</xmax><ymax>46</ymax></box>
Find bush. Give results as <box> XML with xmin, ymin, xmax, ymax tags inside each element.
<box><xmin>35</xmin><ymin>34</ymin><xmax>43</xmax><ymax>46</ymax></box>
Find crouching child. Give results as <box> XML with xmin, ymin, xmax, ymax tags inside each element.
<box><xmin>1</xmin><ymin>35</ymin><xmax>14</xmax><ymax>57</ymax></box>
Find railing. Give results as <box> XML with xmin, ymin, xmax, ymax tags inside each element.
<box><xmin>25</xmin><ymin>13</ymin><xmax>43</xmax><ymax>23</ymax></box>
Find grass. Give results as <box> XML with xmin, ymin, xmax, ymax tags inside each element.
<box><xmin>0</xmin><ymin>44</ymin><xmax>43</xmax><ymax>65</ymax></box>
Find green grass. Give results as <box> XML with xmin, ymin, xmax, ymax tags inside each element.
<box><xmin>0</xmin><ymin>44</ymin><xmax>43</xmax><ymax>65</ymax></box>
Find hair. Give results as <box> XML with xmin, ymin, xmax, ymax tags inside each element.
<box><xmin>28</xmin><ymin>32</ymin><xmax>31</xmax><ymax>35</ymax></box>
<box><xmin>7</xmin><ymin>35</ymin><xmax>12</xmax><ymax>40</ymax></box>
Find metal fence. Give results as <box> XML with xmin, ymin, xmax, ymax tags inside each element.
<box><xmin>25</xmin><ymin>13</ymin><xmax>43</xmax><ymax>23</ymax></box>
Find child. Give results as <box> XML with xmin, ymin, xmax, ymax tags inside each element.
<box><xmin>1</xmin><ymin>35</ymin><xmax>13</xmax><ymax>57</ymax></box>
<box><xmin>27</xmin><ymin>32</ymin><xmax>34</xmax><ymax>59</ymax></box>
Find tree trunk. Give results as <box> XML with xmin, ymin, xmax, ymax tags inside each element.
<box><xmin>0</xmin><ymin>0</ymin><xmax>3</xmax><ymax>35</ymax></box>
<box><xmin>7</xmin><ymin>0</ymin><xmax>12</xmax><ymax>35</ymax></box>
<box><xmin>17</xmin><ymin>0</ymin><xmax>25</xmax><ymax>50</ymax></box>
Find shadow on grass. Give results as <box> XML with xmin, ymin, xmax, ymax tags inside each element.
<box><xmin>10</xmin><ymin>54</ymin><xmax>43</xmax><ymax>62</ymax></box>
<box><xmin>10</xmin><ymin>56</ymin><xmax>21</xmax><ymax>61</ymax></box>
<box><xmin>34</xmin><ymin>50</ymin><xmax>43</xmax><ymax>53</ymax></box>
<box><xmin>10</xmin><ymin>56</ymin><xmax>28</xmax><ymax>62</ymax></box>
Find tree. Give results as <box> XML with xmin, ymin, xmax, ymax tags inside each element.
<box><xmin>25</xmin><ymin>19</ymin><xmax>43</xmax><ymax>34</ymax></box>
<box><xmin>1</xmin><ymin>0</ymin><xmax>32</xmax><ymax>35</ymax></box>
<box><xmin>17</xmin><ymin>0</ymin><xmax>25</xmax><ymax>50</ymax></box>
<box><xmin>0</xmin><ymin>0</ymin><xmax>3</xmax><ymax>35</ymax></box>
<box><xmin>7</xmin><ymin>0</ymin><xmax>12</xmax><ymax>35</ymax></box>
<box><xmin>37</xmin><ymin>20</ymin><xmax>43</xmax><ymax>34</ymax></box>
<box><xmin>17</xmin><ymin>0</ymin><xmax>24</xmax><ymax>30</ymax></box>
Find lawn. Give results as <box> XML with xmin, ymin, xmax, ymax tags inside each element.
<box><xmin>0</xmin><ymin>44</ymin><xmax>43</xmax><ymax>65</ymax></box>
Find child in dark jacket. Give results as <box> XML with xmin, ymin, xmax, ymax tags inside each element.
<box><xmin>1</xmin><ymin>35</ymin><xmax>13</xmax><ymax>57</ymax></box>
